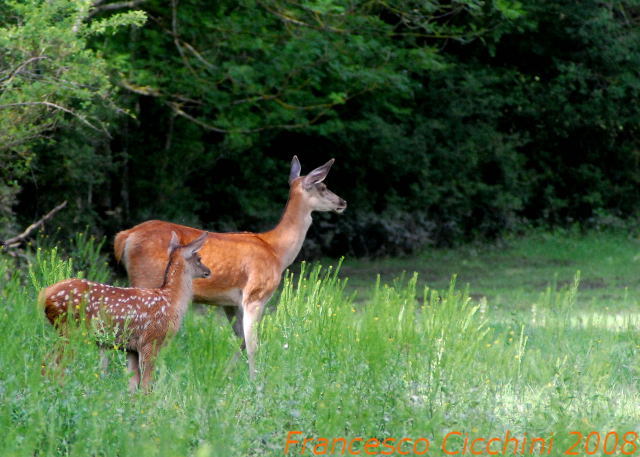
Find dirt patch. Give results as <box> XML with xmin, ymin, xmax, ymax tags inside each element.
<box><xmin>560</xmin><ymin>277</ymin><xmax>607</xmax><ymax>290</ymax></box>
<box><xmin>528</xmin><ymin>277</ymin><xmax>607</xmax><ymax>290</ymax></box>
<box><xmin>341</xmin><ymin>264</ymin><xmax>439</xmax><ymax>281</ymax></box>
<box><xmin>508</xmin><ymin>257</ymin><xmax>574</xmax><ymax>268</ymax></box>
<box><xmin>469</xmin><ymin>293</ymin><xmax>489</xmax><ymax>302</ymax></box>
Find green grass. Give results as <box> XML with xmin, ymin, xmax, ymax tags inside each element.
<box><xmin>343</xmin><ymin>229</ymin><xmax>640</xmax><ymax>313</ymax></box>
<box><xmin>1</xmin><ymin>230</ymin><xmax>640</xmax><ymax>456</ymax></box>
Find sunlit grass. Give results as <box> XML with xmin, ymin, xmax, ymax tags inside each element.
<box><xmin>1</xmin><ymin>231</ymin><xmax>639</xmax><ymax>456</ymax></box>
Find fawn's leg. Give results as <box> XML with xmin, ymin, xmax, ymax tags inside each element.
<box><xmin>127</xmin><ymin>351</ymin><xmax>141</xmax><ymax>393</ymax></box>
<box><xmin>139</xmin><ymin>344</ymin><xmax>159</xmax><ymax>392</ymax></box>
<box><xmin>100</xmin><ymin>348</ymin><xmax>109</xmax><ymax>375</ymax></box>
<box><xmin>42</xmin><ymin>346</ymin><xmax>65</xmax><ymax>376</ymax></box>
<box><xmin>43</xmin><ymin>326</ymin><xmax>69</xmax><ymax>376</ymax></box>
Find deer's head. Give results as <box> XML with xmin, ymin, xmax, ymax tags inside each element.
<box><xmin>168</xmin><ymin>232</ymin><xmax>211</xmax><ymax>279</ymax></box>
<box><xmin>289</xmin><ymin>156</ymin><xmax>347</xmax><ymax>214</ymax></box>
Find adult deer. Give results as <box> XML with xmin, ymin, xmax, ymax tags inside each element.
<box><xmin>114</xmin><ymin>156</ymin><xmax>346</xmax><ymax>378</ymax></box>
<box><xmin>41</xmin><ymin>232</ymin><xmax>210</xmax><ymax>391</ymax></box>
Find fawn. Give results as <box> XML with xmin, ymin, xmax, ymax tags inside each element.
<box><xmin>40</xmin><ymin>232</ymin><xmax>210</xmax><ymax>391</ymax></box>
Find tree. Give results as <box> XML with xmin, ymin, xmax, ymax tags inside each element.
<box><xmin>0</xmin><ymin>0</ymin><xmax>144</xmax><ymax>238</ymax></box>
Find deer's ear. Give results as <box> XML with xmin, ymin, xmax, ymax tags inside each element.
<box><xmin>303</xmin><ymin>158</ymin><xmax>334</xmax><ymax>189</ymax></box>
<box><xmin>167</xmin><ymin>231</ymin><xmax>180</xmax><ymax>256</ymax></box>
<box><xmin>185</xmin><ymin>232</ymin><xmax>207</xmax><ymax>257</ymax></box>
<box><xmin>289</xmin><ymin>155</ymin><xmax>301</xmax><ymax>184</ymax></box>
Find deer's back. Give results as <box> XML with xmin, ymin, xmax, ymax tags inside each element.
<box><xmin>117</xmin><ymin>220</ymin><xmax>282</xmax><ymax>305</ymax></box>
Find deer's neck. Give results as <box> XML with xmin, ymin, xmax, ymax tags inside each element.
<box><xmin>161</xmin><ymin>260</ymin><xmax>193</xmax><ymax>318</ymax></box>
<box><xmin>262</xmin><ymin>191</ymin><xmax>312</xmax><ymax>270</ymax></box>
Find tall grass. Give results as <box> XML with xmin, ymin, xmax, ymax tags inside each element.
<box><xmin>0</xmin><ymin>235</ymin><xmax>639</xmax><ymax>456</ymax></box>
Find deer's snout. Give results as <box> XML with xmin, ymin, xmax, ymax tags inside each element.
<box><xmin>335</xmin><ymin>198</ymin><xmax>347</xmax><ymax>213</ymax></box>
<box><xmin>201</xmin><ymin>267</ymin><xmax>211</xmax><ymax>278</ymax></box>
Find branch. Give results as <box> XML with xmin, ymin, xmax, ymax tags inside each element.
<box><xmin>0</xmin><ymin>102</ymin><xmax>110</xmax><ymax>137</ymax></box>
<box><xmin>168</xmin><ymin>102</ymin><xmax>229</xmax><ymax>133</ymax></box>
<box><xmin>89</xmin><ymin>0</ymin><xmax>147</xmax><ymax>16</ymax></box>
<box><xmin>167</xmin><ymin>101</ymin><xmax>309</xmax><ymax>134</ymax></box>
<box><xmin>0</xmin><ymin>126</ymin><xmax>54</xmax><ymax>152</ymax></box>
<box><xmin>0</xmin><ymin>56</ymin><xmax>49</xmax><ymax>84</ymax></box>
<box><xmin>259</xmin><ymin>2</ymin><xmax>347</xmax><ymax>33</ymax></box>
<box><xmin>2</xmin><ymin>201</ymin><xmax>68</xmax><ymax>248</ymax></box>
<box><xmin>119</xmin><ymin>80</ymin><xmax>161</xmax><ymax>97</ymax></box>
<box><xmin>179</xmin><ymin>40</ymin><xmax>218</xmax><ymax>73</ymax></box>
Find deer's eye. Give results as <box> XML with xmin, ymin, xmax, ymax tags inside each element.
<box><xmin>318</xmin><ymin>183</ymin><xmax>327</xmax><ymax>191</ymax></box>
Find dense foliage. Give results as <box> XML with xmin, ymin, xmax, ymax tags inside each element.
<box><xmin>0</xmin><ymin>0</ymin><xmax>145</xmax><ymax>239</ymax></box>
<box><xmin>3</xmin><ymin>0</ymin><xmax>640</xmax><ymax>255</ymax></box>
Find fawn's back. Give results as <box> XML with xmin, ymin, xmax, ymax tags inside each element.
<box><xmin>42</xmin><ymin>279</ymin><xmax>178</xmax><ymax>349</ymax></box>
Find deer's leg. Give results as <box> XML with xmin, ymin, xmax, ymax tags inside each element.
<box><xmin>139</xmin><ymin>343</ymin><xmax>159</xmax><ymax>392</ymax></box>
<box><xmin>100</xmin><ymin>348</ymin><xmax>109</xmax><ymax>375</ymax></box>
<box><xmin>242</xmin><ymin>300</ymin><xmax>266</xmax><ymax>380</ymax></box>
<box><xmin>221</xmin><ymin>306</ymin><xmax>247</xmax><ymax>376</ymax></box>
<box><xmin>223</xmin><ymin>306</ymin><xmax>246</xmax><ymax>350</ymax></box>
<box><xmin>127</xmin><ymin>351</ymin><xmax>141</xmax><ymax>393</ymax></box>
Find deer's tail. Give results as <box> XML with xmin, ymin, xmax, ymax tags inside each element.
<box><xmin>114</xmin><ymin>229</ymin><xmax>130</xmax><ymax>265</ymax></box>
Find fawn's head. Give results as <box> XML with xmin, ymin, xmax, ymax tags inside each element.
<box><xmin>289</xmin><ymin>156</ymin><xmax>347</xmax><ymax>214</ymax></box>
<box><xmin>167</xmin><ymin>232</ymin><xmax>211</xmax><ymax>279</ymax></box>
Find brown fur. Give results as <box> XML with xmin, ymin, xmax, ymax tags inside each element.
<box><xmin>114</xmin><ymin>229</ymin><xmax>128</xmax><ymax>264</ymax></box>
<box><xmin>114</xmin><ymin>157</ymin><xmax>346</xmax><ymax>378</ymax></box>
<box><xmin>42</xmin><ymin>233</ymin><xmax>209</xmax><ymax>391</ymax></box>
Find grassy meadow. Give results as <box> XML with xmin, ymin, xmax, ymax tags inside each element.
<box><xmin>1</xmin><ymin>230</ymin><xmax>640</xmax><ymax>456</ymax></box>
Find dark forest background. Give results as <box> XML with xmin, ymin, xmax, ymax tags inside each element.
<box><xmin>2</xmin><ymin>0</ymin><xmax>640</xmax><ymax>257</ymax></box>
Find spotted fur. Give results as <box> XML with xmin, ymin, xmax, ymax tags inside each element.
<box><xmin>42</xmin><ymin>232</ymin><xmax>210</xmax><ymax>391</ymax></box>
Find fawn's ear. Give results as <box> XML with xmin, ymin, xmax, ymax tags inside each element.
<box><xmin>289</xmin><ymin>155</ymin><xmax>301</xmax><ymax>184</ymax></box>
<box><xmin>184</xmin><ymin>232</ymin><xmax>207</xmax><ymax>257</ymax></box>
<box><xmin>167</xmin><ymin>231</ymin><xmax>180</xmax><ymax>256</ymax></box>
<box><xmin>303</xmin><ymin>158</ymin><xmax>334</xmax><ymax>189</ymax></box>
